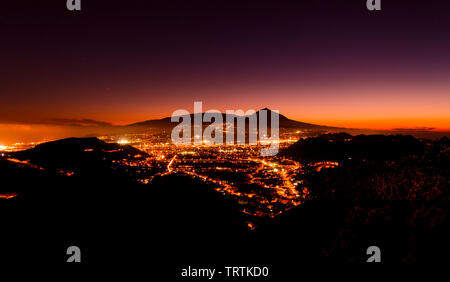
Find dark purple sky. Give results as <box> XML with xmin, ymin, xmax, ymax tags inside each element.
<box><xmin>1</xmin><ymin>0</ymin><xmax>449</xmax><ymax>130</ymax></box>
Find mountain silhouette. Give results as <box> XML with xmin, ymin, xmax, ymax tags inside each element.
<box><xmin>5</xmin><ymin>137</ymin><xmax>151</xmax><ymax>190</ymax></box>
<box><xmin>13</xmin><ymin>137</ymin><xmax>147</xmax><ymax>170</ymax></box>
<box><xmin>127</xmin><ymin>108</ymin><xmax>337</xmax><ymax>130</ymax></box>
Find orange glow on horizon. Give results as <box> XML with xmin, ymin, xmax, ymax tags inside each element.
<box><xmin>289</xmin><ymin>117</ymin><xmax>450</xmax><ymax>131</ymax></box>
<box><xmin>0</xmin><ymin>193</ymin><xmax>18</xmax><ymax>200</ymax></box>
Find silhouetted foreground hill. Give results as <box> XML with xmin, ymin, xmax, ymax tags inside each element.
<box><xmin>281</xmin><ymin>133</ymin><xmax>425</xmax><ymax>162</ymax></box>
<box><xmin>14</xmin><ymin>137</ymin><xmax>147</xmax><ymax>173</ymax></box>
<box><xmin>1</xmin><ymin>137</ymin><xmax>244</xmax><ymax>220</ymax></box>
<box><xmin>0</xmin><ymin>137</ymin><xmax>152</xmax><ymax>202</ymax></box>
<box><xmin>0</xmin><ymin>137</ymin><xmax>248</xmax><ymax>266</ymax></box>
<box><xmin>275</xmin><ymin>134</ymin><xmax>449</xmax><ymax>263</ymax></box>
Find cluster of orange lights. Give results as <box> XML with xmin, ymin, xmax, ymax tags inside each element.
<box><xmin>0</xmin><ymin>193</ymin><xmax>18</xmax><ymax>200</ymax></box>
<box><xmin>0</xmin><ymin>132</ymin><xmax>331</xmax><ymax>219</ymax></box>
<box><xmin>96</xmin><ymin>132</ymin><xmax>312</xmax><ymax>218</ymax></box>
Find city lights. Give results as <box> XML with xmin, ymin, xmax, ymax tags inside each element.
<box><xmin>1</xmin><ymin>128</ymin><xmax>308</xmax><ymax>217</ymax></box>
<box><xmin>96</xmin><ymin>128</ymin><xmax>307</xmax><ymax>217</ymax></box>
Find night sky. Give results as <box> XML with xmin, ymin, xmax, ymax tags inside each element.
<box><xmin>1</xmin><ymin>0</ymin><xmax>450</xmax><ymax>131</ymax></box>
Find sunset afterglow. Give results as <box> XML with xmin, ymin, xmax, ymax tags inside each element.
<box><xmin>1</xmin><ymin>1</ymin><xmax>449</xmax><ymax>140</ymax></box>
<box><xmin>1</xmin><ymin>0</ymin><xmax>449</xmax><ymax>269</ymax></box>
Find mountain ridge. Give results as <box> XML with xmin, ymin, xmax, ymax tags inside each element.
<box><xmin>127</xmin><ymin>108</ymin><xmax>338</xmax><ymax>130</ymax></box>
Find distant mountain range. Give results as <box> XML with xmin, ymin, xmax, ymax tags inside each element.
<box><xmin>26</xmin><ymin>108</ymin><xmax>446</xmax><ymax>140</ymax></box>
<box><xmin>119</xmin><ymin>108</ymin><xmax>449</xmax><ymax>139</ymax></box>
<box><xmin>126</xmin><ymin>108</ymin><xmax>338</xmax><ymax>130</ymax></box>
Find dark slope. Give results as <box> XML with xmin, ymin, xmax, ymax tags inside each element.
<box><xmin>13</xmin><ymin>137</ymin><xmax>147</xmax><ymax>167</ymax></box>
<box><xmin>273</xmin><ymin>134</ymin><xmax>449</xmax><ymax>263</ymax></box>
<box><xmin>0</xmin><ymin>137</ymin><xmax>248</xmax><ymax>265</ymax></box>
<box><xmin>280</xmin><ymin>133</ymin><xmax>425</xmax><ymax>162</ymax></box>
<box><xmin>8</xmin><ymin>137</ymin><xmax>150</xmax><ymax>189</ymax></box>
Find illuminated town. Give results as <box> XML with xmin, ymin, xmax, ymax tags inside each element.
<box><xmin>99</xmin><ymin>129</ymin><xmax>311</xmax><ymax>218</ymax></box>
<box><xmin>0</xmin><ymin>128</ymin><xmax>334</xmax><ymax>218</ymax></box>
